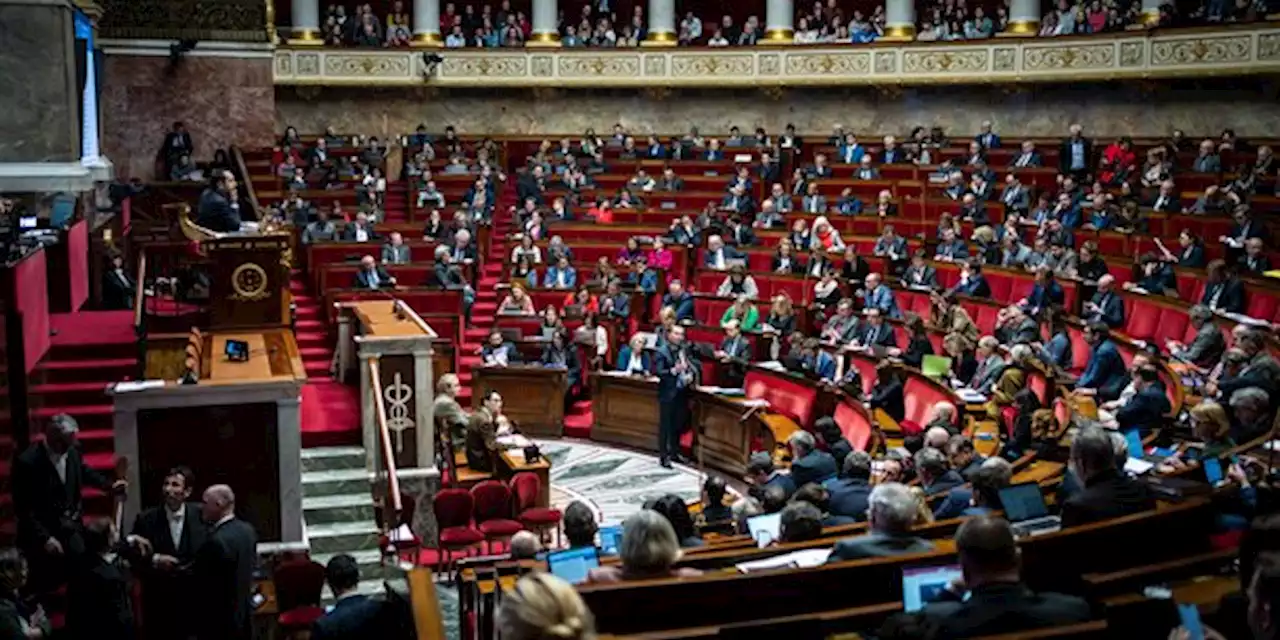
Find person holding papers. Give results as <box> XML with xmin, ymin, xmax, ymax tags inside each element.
<box><xmin>715</xmin><ymin>320</ymin><xmax>752</xmax><ymax>388</ymax></box>
<box><xmin>466</xmin><ymin>390</ymin><xmax>514</xmax><ymax>473</ymax></box>
<box><xmin>615</xmin><ymin>334</ymin><xmax>651</xmax><ymax>375</ymax></box>
<box><xmin>480</xmin><ymin>330</ymin><xmax>520</xmax><ymax>368</ymax></box>
<box><xmin>655</xmin><ymin>326</ymin><xmax>698</xmax><ymax>468</ymax></box>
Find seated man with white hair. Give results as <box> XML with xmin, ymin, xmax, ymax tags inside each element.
<box><xmin>923</xmin><ymin>426</ymin><xmax>951</xmax><ymax>451</ymax></box>
<box><xmin>702</xmin><ymin>235</ymin><xmax>744</xmax><ymax>270</ymax></box>
<box><xmin>450</xmin><ymin>228</ymin><xmax>477</xmax><ymax>264</ymax></box>
<box><xmin>925</xmin><ymin>402</ymin><xmax>959</xmax><ymax>435</ymax></box>
<box><xmin>827</xmin><ymin>483</ymin><xmax>935</xmax><ymax>562</ymax></box>
<box><xmin>787</xmin><ymin>430</ymin><xmax>838</xmax><ymax>488</ymax></box>
<box><xmin>915</xmin><ymin>447</ymin><xmax>966</xmax><ymax>497</ymax></box>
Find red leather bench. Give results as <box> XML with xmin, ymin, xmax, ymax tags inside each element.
<box><xmin>743</xmin><ymin>369</ymin><xmax>819</xmax><ymax>433</ymax></box>
<box><xmin>833</xmin><ymin>400</ymin><xmax>875</xmax><ymax>452</ymax></box>
<box><xmin>319</xmin><ymin>264</ymin><xmax>435</xmax><ymax>292</ymax></box>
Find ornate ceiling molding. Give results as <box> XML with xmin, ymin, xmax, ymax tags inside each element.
<box><xmin>273</xmin><ymin>25</ymin><xmax>1280</xmax><ymax>87</ymax></box>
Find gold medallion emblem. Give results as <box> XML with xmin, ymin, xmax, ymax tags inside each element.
<box><xmin>230</xmin><ymin>262</ymin><xmax>270</xmax><ymax>301</ymax></box>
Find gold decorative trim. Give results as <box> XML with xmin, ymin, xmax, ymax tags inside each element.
<box><xmin>271</xmin><ymin>25</ymin><xmax>1280</xmax><ymax>87</ymax></box>
<box><xmin>882</xmin><ymin>24</ymin><xmax>916</xmax><ymax>40</ymax></box>
<box><xmin>264</xmin><ymin>0</ymin><xmax>276</xmax><ymax>44</ymax></box>
<box><xmin>410</xmin><ymin>31</ymin><xmax>442</xmax><ymax>47</ymax></box>
<box><xmin>763</xmin><ymin>28</ymin><xmax>794</xmax><ymax>43</ymax></box>
<box><xmin>526</xmin><ymin>31</ymin><xmax>562</xmax><ymax>48</ymax></box>
<box><xmin>1005</xmin><ymin>19</ymin><xmax>1039</xmax><ymax>35</ymax></box>
<box><xmin>1141</xmin><ymin>8</ymin><xmax>1161</xmax><ymax>26</ymax></box>
<box><xmin>642</xmin><ymin>30</ymin><xmax>677</xmax><ymax>47</ymax></box>
<box><xmin>288</xmin><ymin>28</ymin><xmax>323</xmax><ymax>46</ymax></box>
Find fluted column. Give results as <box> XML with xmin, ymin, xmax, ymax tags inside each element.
<box><xmin>1140</xmin><ymin>0</ymin><xmax>1162</xmax><ymax>25</ymax></box>
<box><xmin>528</xmin><ymin>0</ymin><xmax>560</xmax><ymax>46</ymax></box>
<box><xmin>642</xmin><ymin>0</ymin><xmax>676</xmax><ymax>46</ymax></box>
<box><xmin>289</xmin><ymin>0</ymin><xmax>321</xmax><ymax>44</ymax></box>
<box><xmin>1005</xmin><ymin>0</ymin><xmax>1040</xmax><ymax>34</ymax></box>
<box><xmin>412</xmin><ymin>0</ymin><xmax>442</xmax><ymax>46</ymax></box>
<box><xmin>882</xmin><ymin>0</ymin><xmax>915</xmax><ymax>40</ymax></box>
<box><xmin>764</xmin><ymin>0</ymin><xmax>794</xmax><ymax>43</ymax></box>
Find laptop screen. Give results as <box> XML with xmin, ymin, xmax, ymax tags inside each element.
<box><xmin>997</xmin><ymin>483</ymin><xmax>1049</xmax><ymax>523</ymax></box>
<box><xmin>746</xmin><ymin>512</ymin><xmax>782</xmax><ymax>548</ymax></box>
<box><xmin>546</xmin><ymin>546</ymin><xmax>599</xmax><ymax>585</ymax></box>
<box><xmin>902</xmin><ymin>564</ymin><xmax>963</xmax><ymax>612</ymax></box>
<box><xmin>598</xmin><ymin>525</ymin><xmax>622</xmax><ymax>556</ymax></box>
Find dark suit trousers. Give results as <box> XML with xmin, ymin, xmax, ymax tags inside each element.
<box><xmin>658</xmin><ymin>392</ymin><xmax>690</xmax><ymax>458</ymax></box>
<box><xmin>24</xmin><ymin>525</ymin><xmax>86</xmax><ymax>597</ymax></box>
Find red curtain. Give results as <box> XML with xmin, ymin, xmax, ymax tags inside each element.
<box><xmin>13</xmin><ymin>250</ymin><xmax>50</xmax><ymax>373</ymax></box>
<box><xmin>67</xmin><ymin>219</ymin><xmax>89</xmax><ymax>312</ymax></box>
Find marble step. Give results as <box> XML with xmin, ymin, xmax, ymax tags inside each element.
<box><xmin>311</xmin><ymin>548</ymin><xmax>400</xmax><ymax>583</ymax></box>
<box><xmin>301</xmin><ymin>446</ymin><xmax>367</xmax><ymax>473</ymax></box>
<box><xmin>306</xmin><ymin>520</ymin><xmax>382</xmax><ymax>556</ymax></box>
<box><xmin>303</xmin><ymin>493</ymin><xmax>377</xmax><ymax>526</ymax></box>
<box><xmin>302</xmin><ymin>468</ymin><xmax>371</xmax><ymax>498</ymax></box>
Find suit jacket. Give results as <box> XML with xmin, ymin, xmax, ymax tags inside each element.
<box><xmin>824</xmin><ymin>478</ymin><xmax>872</xmax><ymax>520</ymax></box>
<box><xmin>923</xmin><ymin>470</ymin><xmax>966</xmax><ymax>496</ymax></box>
<box><xmin>601</xmin><ymin>293</ymin><xmax>631</xmax><ymax>319</ymax></box>
<box><xmin>802</xmin><ymin>195</ymin><xmax>827</xmax><ymax>214</ymax></box>
<box><xmin>655</xmin><ymin>344</ymin><xmax>698</xmax><ymax>401</ymax></box>
<box><xmin>103</xmin><ymin>268</ymin><xmax>136</xmax><ymax>310</ymax></box>
<box><xmin>1239</xmin><ymin>254</ymin><xmax>1272</xmax><ymax>274</ymax></box>
<box><xmin>790</xmin><ymin>451</ymin><xmax>838</xmax><ymax>487</ymax></box>
<box><xmin>1115</xmin><ymin>386</ymin><xmax>1171</xmax><ymax>433</ymax></box>
<box><xmin>1024</xmin><ymin>282</ymin><xmax>1064</xmax><ymax>315</ymax></box>
<box><xmin>1000</xmin><ymin>185</ymin><xmax>1031</xmax><ymax>211</ymax></box>
<box><xmin>805</xmin><ymin>352</ymin><xmax>839</xmax><ymax>382</ymax></box>
<box><xmin>192</xmin><ymin>517</ymin><xmax>258</xmax><ymax>640</ymax></box>
<box><xmin>903</xmin><ymin>264</ymin><xmax>938</xmax><ymax>289</ymax></box>
<box><xmin>1148</xmin><ymin>193</ymin><xmax>1181</xmax><ymax>213</ymax></box>
<box><xmin>1088</xmin><ymin>291</ymin><xmax>1125</xmax><ymax>327</ymax></box>
<box><xmin>195</xmin><ymin>188</ymin><xmax>242</xmax><ymax>233</ymax></box>
<box><xmin>661</xmin><ymin>292</ymin><xmax>695</xmax><ymax>321</ymax></box>
<box><xmin>935</xmin><ymin>240</ymin><xmax>970</xmax><ymax>262</ymax></box>
<box><xmin>1192</xmin><ymin>154</ymin><xmax>1222</xmax><ymax>173</ymax></box>
<box><xmin>1060</xmin><ymin>469</ymin><xmax>1155</xmax><ymax>528</ymax></box>
<box><xmin>312</xmin><ymin>594</ymin><xmax>387</xmax><ymax>639</ymax></box>
<box><xmin>615</xmin><ymin>346</ymin><xmax>652</xmax><ymax>375</ymax></box>
<box><xmin>864</xmin><ymin>286</ymin><xmax>901</xmax><ymax>319</ymax></box>
<box><xmin>1202</xmin><ymin>279</ymin><xmax>1245</xmax><ymax>314</ymax></box>
<box><xmin>869</xmin><ymin>379</ymin><xmax>906</xmax><ymax>423</ymax></box>
<box><xmin>1058</xmin><ymin>137</ymin><xmax>1094</xmax><ymax>173</ymax></box>
<box><xmin>909</xmin><ymin>582</ymin><xmax>1092</xmax><ymax>639</ymax></box>
<box><xmin>857</xmin><ymin>323</ymin><xmax>897</xmax><ymax>349</ymax></box>
<box><xmin>828</xmin><ymin>531</ymin><xmax>935</xmax><ymax>562</ymax></box>
<box><xmin>874</xmin><ymin>237</ymin><xmax>908</xmax><ymax>260</ymax></box>
<box><xmin>718</xmin><ymin>335</ymin><xmax>751</xmax><ymax>362</ymax></box>
<box><xmin>703</xmin><ymin>247</ymin><xmax>745</xmax><ymax>270</ymax></box>
<box><xmin>12</xmin><ymin>442</ymin><xmax>110</xmax><ymax>549</ymax></box>
<box><xmin>932</xmin><ymin>488</ymin><xmax>974</xmax><ymax>520</ymax></box>
<box><xmin>970</xmin><ymin>355</ymin><xmax>1007</xmax><ymax>395</ymax></box>
<box><xmin>1012</xmin><ymin>151</ymin><xmax>1043</xmax><ymax>168</ymax></box>
<box><xmin>465</xmin><ymin>408</ymin><xmax>501</xmax><ymax>472</ymax></box>
<box><xmin>1181</xmin><ymin>323</ymin><xmax>1226</xmax><ymax>368</ymax></box>
<box><xmin>66</xmin><ymin>556</ymin><xmax>135</xmax><ymax>640</ymax></box>
<box><xmin>353</xmin><ymin>267</ymin><xmax>393</xmax><ymax>290</ymax></box>
<box><xmin>381</xmin><ymin>244</ymin><xmax>411</xmax><ymax>264</ymax></box>
<box><xmin>953</xmin><ymin>274</ymin><xmax>990</xmax><ymax>298</ymax></box>
<box><xmin>1078</xmin><ymin>340</ymin><xmax>1127</xmax><ymax>400</ymax></box>
<box><xmin>822</xmin><ymin>314</ymin><xmax>861</xmax><ymax>345</ymax></box>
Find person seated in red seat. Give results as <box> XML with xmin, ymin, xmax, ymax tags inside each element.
<box><xmin>587</xmin><ymin>511</ymin><xmax>703</xmax><ymax>584</ymax></box>
<box><xmin>1075</xmin><ymin>322</ymin><xmax>1129</xmax><ymax>402</ymax></box>
<box><xmin>826</xmin><ymin>483</ymin><xmax>935</xmax><ymax>563</ymax></box>
<box><xmin>914</xmin><ymin>446</ymin><xmax>966</xmax><ymax>498</ymax></box>
<box><xmin>1239</xmin><ymin>238</ymin><xmax>1272</xmax><ymax>274</ymax></box>
<box><xmin>1062</xmin><ymin>427</ymin><xmax>1156</xmax><ymax>528</ymax></box>
<box><xmin>1168</xmin><ymin>305</ymin><xmax>1226</xmax><ymax>370</ymax></box>
<box><xmin>716</xmin><ymin>266</ymin><xmax>759</xmax><ymax>301</ymax></box>
<box><xmin>904</xmin><ymin>250</ymin><xmax>940</xmax><ymax>290</ymax></box>
<box><xmin>788</xmin><ymin>431</ymin><xmax>838</xmax><ymax>488</ymax></box>
<box><xmin>863</xmin><ymin>273</ymin><xmax>902</xmax><ymax>319</ymax></box>
<box><xmin>1201</xmin><ymin>259</ymin><xmax>1247</xmax><ymax>315</ymax></box>
<box><xmin>660</xmin><ymin>279</ymin><xmax>695</xmax><ymax>323</ymax></box>
<box><xmin>351</xmin><ymin>255</ymin><xmax>395</xmax><ymax>290</ymax></box>
<box><xmin>869</xmin><ymin>362</ymin><xmax>906</xmax><ymax>423</ymax></box>
<box><xmin>1019</xmin><ymin>266</ymin><xmax>1065</xmax><ymax>319</ymax></box>
<box><xmin>310</xmin><ymin>554</ymin><xmax>389</xmax><ymax>639</ymax></box>
<box><xmin>853</xmin><ymin>308</ymin><xmax>897</xmax><ymax>351</ymax></box>
<box><xmin>703</xmin><ymin>235</ymin><xmax>745</xmax><ymax>271</ymax></box>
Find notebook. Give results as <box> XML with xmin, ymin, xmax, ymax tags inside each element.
<box><xmin>746</xmin><ymin>512</ymin><xmax>782</xmax><ymax>548</ymax></box>
<box><xmin>546</xmin><ymin>546</ymin><xmax>599</xmax><ymax>585</ymax></box>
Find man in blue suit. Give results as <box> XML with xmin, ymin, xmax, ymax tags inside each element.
<box><xmin>660</xmin><ymin>280</ymin><xmax>695</xmax><ymax>322</ymax></box>
<box><xmin>1020</xmin><ymin>266</ymin><xmax>1064</xmax><ymax>318</ymax></box>
<box><xmin>312</xmin><ymin>555</ymin><xmax>384</xmax><ymax>639</ymax></box>
<box><xmin>195</xmin><ymin>171</ymin><xmax>244</xmax><ymax>232</ymax></box>
<box><xmin>799</xmin><ymin>338</ymin><xmax>838</xmax><ymax>382</ymax></box>
<box><xmin>787</xmin><ymin>431</ymin><xmax>838</xmax><ymax>488</ymax></box>
<box><xmin>825</xmin><ymin>451</ymin><xmax>874</xmax><ymax>521</ymax></box>
<box><xmin>862</xmin><ymin>273</ymin><xmax>901</xmax><ymax>319</ymax></box>
<box><xmin>951</xmin><ymin>260</ymin><xmax>992</xmax><ymax>298</ymax></box>
<box><xmin>746</xmin><ymin>451</ymin><xmax>796</xmax><ymax>501</ymax></box>
<box><xmin>352</xmin><ymin>255</ymin><xmax>396</xmax><ymax>290</ymax></box>
<box><xmin>1077</xmin><ymin>322</ymin><xmax>1128</xmax><ymax>402</ymax></box>
<box><xmin>655</xmin><ymin>325</ymin><xmax>698</xmax><ymax>468</ymax></box>
<box><xmin>827</xmin><ymin>483</ymin><xmax>936</xmax><ymax>562</ymax></box>
<box><xmin>1112</xmin><ymin>367</ymin><xmax>1170</xmax><ymax>434</ymax></box>
<box><xmin>975</xmin><ymin>121</ymin><xmax>1001</xmax><ymax>149</ymax></box>
<box><xmin>1083</xmin><ymin>275</ymin><xmax>1125</xmax><ymax>327</ymax></box>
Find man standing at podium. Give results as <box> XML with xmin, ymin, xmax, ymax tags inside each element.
<box><xmin>656</xmin><ymin>325</ymin><xmax>698</xmax><ymax>468</ymax></box>
<box><xmin>196</xmin><ymin>170</ymin><xmax>244</xmax><ymax>233</ymax></box>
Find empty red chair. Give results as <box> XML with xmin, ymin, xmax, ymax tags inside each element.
<box><xmin>471</xmin><ymin>480</ymin><xmax>523</xmax><ymax>553</ymax></box>
<box><xmin>511</xmin><ymin>472</ymin><xmax>563</xmax><ymax>545</ymax></box>
<box><xmin>834</xmin><ymin>401</ymin><xmax>874</xmax><ymax>451</ymax></box>
<box><xmin>274</xmin><ymin>558</ymin><xmax>326</xmax><ymax>635</ymax></box>
<box><xmin>1000</xmin><ymin>405</ymin><xmax>1019</xmax><ymax>438</ymax></box>
<box><xmin>433</xmin><ymin>489</ymin><xmax>483</xmax><ymax>572</ymax></box>
<box><xmin>1125</xmin><ymin>299</ymin><xmax>1160</xmax><ymax>341</ymax></box>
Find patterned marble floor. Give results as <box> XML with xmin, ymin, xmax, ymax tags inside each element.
<box><xmin>536</xmin><ymin>438</ymin><xmax>736</xmax><ymax>526</ymax></box>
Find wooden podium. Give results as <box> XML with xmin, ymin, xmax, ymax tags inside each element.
<box><xmin>204</xmin><ymin>234</ymin><xmax>291</xmax><ymax>329</ymax></box>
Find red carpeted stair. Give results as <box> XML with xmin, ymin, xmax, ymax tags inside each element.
<box><xmin>294</xmin><ymin>273</ymin><xmax>362</xmax><ymax>448</ymax></box>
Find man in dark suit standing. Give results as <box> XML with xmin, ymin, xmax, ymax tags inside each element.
<box><xmin>130</xmin><ymin>465</ymin><xmax>208</xmax><ymax>640</ymax></box>
<box><xmin>312</xmin><ymin>554</ymin><xmax>385</xmax><ymax>639</ymax></box>
<box><xmin>787</xmin><ymin>431</ymin><xmax>838</xmax><ymax>488</ymax></box>
<box><xmin>161</xmin><ymin>121</ymin><xmax>195</xmax><ymax>177</ymax></box>
<box><xmin>12</xmin><ymin>414</ymin><xmax>119</xmax><ymax>598</ymax></box>
<box><xmin>655</xmin><ymin>325</ymin><xmax>698</xmax><ymax>468</ymax></box>
<box><xmin>886</xmin><ymin>516</ymin><xmax>1091</xmax><ymax>637</ymax></box>
<box><xmin>195</xmin><ymin>170</ymin><xmax>243</xmax><ymax>233</ymax></box>
<box><xmin>1058</xmin><ymin>123</ymin><xmax>1093</xmax><ymax>180</ymax></box>
<box><xmin>192</xmin><ymin>484</ymin><xmax>258</xmax><ymax>640</ymax></box>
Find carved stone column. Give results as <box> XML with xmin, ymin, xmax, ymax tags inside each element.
<box><xmin>1006</xmin><ymin>0</ymin><xmax>1040</xmax><ymax>34</ymax></box>
<box><xmin>763</xmin><ymin>0</ymin><xmax>794</xmax><ymax>43</ymax></box>
<box><xmin>528</xmin><ymin>0</ymin><xmax>559</xmax><ymax>46</ymax></box>
<box><xmin>288</xmin><ymin>0</ymin><xmax>321</xmax><ymax>44</ymax></box>
<box><xmin>642</xmin><ymin>0</ymin><xmax>675</xmax><ymax>46</ymax></box>
<box><xmin>411</xmin><ymin>0</ymin><xmax>441</xmax><ymax>46</ymax></box>
<box><xmin>882</xmin><ymin>0</ymin><xmax>915</xmax><ymax>40</ymax></box>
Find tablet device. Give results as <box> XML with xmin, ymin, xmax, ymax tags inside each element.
<box><xmin>545</xmin><ymin>546</ymin><xmax>599</xmax><ymax>585</ymax></box>
<box><xmin>746</xmin><ymin>512</ymin><xmax>782</xmax><ymax>548</ymax></box>
<box><xmin>598</xmin><ymin>525</ymin><xmax>623</xmax><ymax>556</ymax></box>
<box><xmin>902</xmin><ymin>564</ymin><xmax>963</xmax><ymax>612</ymax></box>
<box><xmin>224</xmin><ymin>339</ymin><xmax>250</xmax><ymax>362</ymax></box>
<box><xmin>1202</xmin><ymin>457</ymin><xmax>1224</xmax><ymax>485</ymax></box>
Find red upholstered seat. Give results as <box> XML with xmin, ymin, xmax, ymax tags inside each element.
<box><xmin>1061</xmin><ymin>280</ymin><xmax>1079</xmax><ymax>311</ymax></box>
<box><xmin>433</xmin><ymin>489</ymin><xmax>483</xmax><ymax>571</ymax></box>
<box><xmin>973</xmin><ymin>306</ymin><xmax>1000</xmax><ymax>336</ymax></box>
<box><xmin>903</xmin><ymin>377</ymin><xmax>949</xmax><ymax>427</ymax></box>
<box><xmin>987</xmin><ymin>274</ymin><xmax>1013</xmax><ymax>302</ymax></box>
<box><xmin>273</xmin><ymin>558</ymin><xmax>325</xmax><ymax>615</ymax></box>
<box><xmin>278</xmin><ymin>606</ymin><xmax>325</xmax><ymax>629</ymax></box>
<box><xmin>1152</xmin><ymin>308</ymin><xmax>1191</xmax><ymax>349</ymax></box>
<box><xmin>1000</xmin><ymin>405</ymin><xmax>1018</xmax><ymax>438</ymax></box>
<box><xmin>472</xmin><ymin>481</ymin><xmax>524</xmax><ymax>552</ymax></box>
<box><xmin>851</xmin><ymin>358</ymin><xmax>878</xmax><ymax>396</ymax></box>
<box><xmin>1067</xmin><ymin>326</ymin><xmax>1091</xmax><ymax>373</ymax></box>
<box><xmin>1247</xmin><ymin>291</ymin><xmax>1280</xmax><ymax>323</ymax></box>
<box><xmin>439</xmin><ymin>527</ymin><xmax>485</xmax><ymax>545</ymax></box>
<box><xmin>1027</xmin><ymin>371</ymin><xmax>1049</xmax><ymax>406</ymax></box>
<box><xmin>834</xmin><ymin>401</ymin><xmax>873</xmax><ymax>451</ymax></box>
<box><xmin>1176</xmin><ymin>273</ymin><xmax>1205</xmax><ymax>303</ymax></box>
<box><xmin>743</xmin><ymin>370</ymin><xmax>819</xmax><ymax>428</ymax></box>
<box><xmin>1007</xmin><ymin>276</ymin><xmax>1034</xmax><ymax>303</ymax></box>
<box><xmin>1053</xmin><ymin>397</ymin><xmax>1072</xmax><ymax>429</ymax></box>
<box><xmin>511</xmin><ymin>472</ymin><xmax>563</xmax><ymax>544</ymax></box>
<box><xmin>1125</xmin><ymin>299</ymin><xmax>1161</xmax><ymax>341</ymax></box>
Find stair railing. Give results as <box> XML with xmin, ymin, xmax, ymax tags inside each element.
<box><xmin>132</xmin><ymin>248</ymin><xmax>149</xmax><ymax>380</ymax></box>
<box><xmin>367</xmin><ymin>358</ymin><xmax>403</xmax><ymax>535</ymax></box>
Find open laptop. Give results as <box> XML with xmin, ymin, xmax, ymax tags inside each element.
<box><xmin>597</xmin><ymin>525</ymin><xmax>623</xmax><ymax>556</ymax></box>
<box><xmin>545</xmin><ymin>546</ymin><xmax>599</xmax><ymax>585</ymax></box>
<box><xmin>902</xmin><ymin>564</ymin><xmax>964</xmax><ymax>612</ymax></box>
<box><xmin>746</xmin><ymin>512</ymin><xmax>782</xmax><ymax>548</ymax></box>
<box><xmin>997</xmin><ymin>482</ymin><xmax>1061</xmax><ymax>538</ymax></box>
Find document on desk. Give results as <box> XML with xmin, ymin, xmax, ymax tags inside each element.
<box><xmin>1123</xmin><ymin>457</ymin><xmax>1155</xmax><ymax>475</ymax></box>
<box><xmin>956</xmin><ymin>389</ymin><xmax>988</xmax><ymax>404</ymax></box>
<box><xmin>497</xmin><ymin>434</ymin><xmax>533</xmax><ymax>449</ymax></box>
<box><xmin>696</xmin><ymin>386</ymin><xmax>747</xmax><ymax>397</ymax></box>
<box><xmin>736</xmin><ymin>548</ymin><xmax>832</xmax><ymax>573</ymax></box>
<box><xmin>113</xmin><ymin>380</ymin><xmax>166</xmax><ymax>393</ymax></box>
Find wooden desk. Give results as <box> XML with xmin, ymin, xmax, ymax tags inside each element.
<box><xmin>336</xmin><ymin>299</ymin><xmax>439</xmax><ymax>469</ymax></box>
<box><xmin>112</xmin><ymin>329</ymin><xmax>307</xmax><ymax>544</ymax></box>
<box><xmin>592</xmin><ymin>372</ymin><xmax>663</xmax><ymax>450</ymax></box>
<box><xmin>499</xmin><ymin>448</ymin><xmax>551</xmax><ymax>507</ymax></box>
<box><xmin>471</xmin><ymin>366</ymin><xmax>567</xmax><ymax>438</ymax></box>
<box><xmin>203</xmin><ymin>233</ymin><xmax>291</xmax><ymax>330</ymax></box>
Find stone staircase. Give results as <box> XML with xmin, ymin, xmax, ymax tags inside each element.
<box><xmin>301</xmin><ymin>445</ymin><xmax>403</xmax><ymax>598</ymax></box>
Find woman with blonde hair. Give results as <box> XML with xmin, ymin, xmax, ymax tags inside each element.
<box><xmin>588</xmin><ymin>509</ymin><xmax>702</xmax><ymax>583</ymax></box>
<box><xmin>1161</xmin><ymin>401</ymin><xmax>1237</xmax><ymax>473</ymax></box>
<box><xmin>498</xmin><ymin>572</ymin><xmax>597</xmax><ymax>640</ymax></box>
<box><xmin>930</xmin><ymin>292</ymin><xmax>979</xmax><ymax>346</ymax></box>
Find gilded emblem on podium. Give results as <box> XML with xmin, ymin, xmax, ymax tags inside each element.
<box><xmin>230</xmin><ymin>262</ymin><xmax>270</xmax><ymax>301</ymax></box>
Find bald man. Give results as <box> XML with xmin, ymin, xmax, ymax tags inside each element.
<box><xmin>192</xmin><ymin>484</ymin><xmax>258</xmax><ymax>640</ymax></box>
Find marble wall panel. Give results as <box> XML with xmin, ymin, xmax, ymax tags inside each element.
<box><xmin>101</xmin><ymin>55</ymin><xmax>275</xmax><ymax>179</ymax></box>
<box><xmin>275</xmin><ymin>84</ymin><xmax>1280</xmax><ymax>139</ymax></box>
<box><xmin>0</xmin><ymin>4</ymin><xmax>79</xmax><ymax>163</ymax></box>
